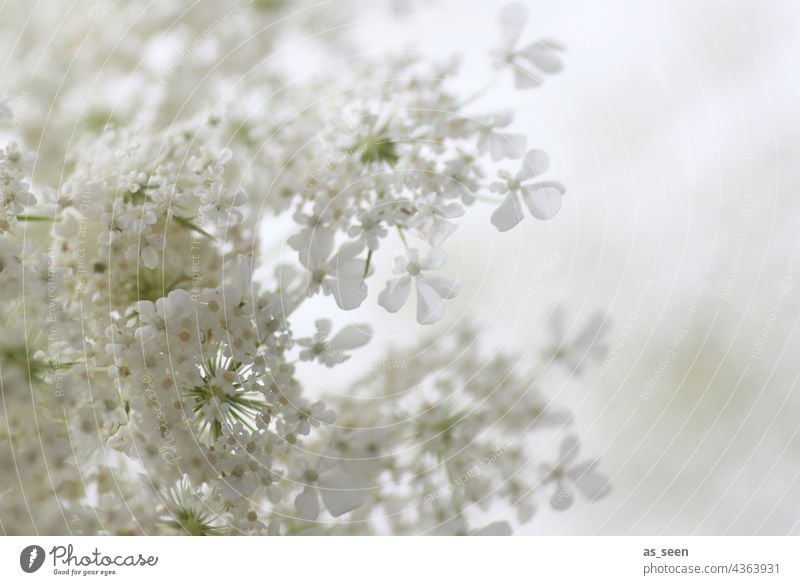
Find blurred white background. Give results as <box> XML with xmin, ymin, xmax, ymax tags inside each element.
<box><xmin>302</xmin><ymin>0</ymin><xmax>800</xmax><ymax>534</ymax></box>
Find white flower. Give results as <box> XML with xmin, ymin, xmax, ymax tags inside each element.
<box><xmin>378</xmin><ymin>248</ymin><xmax>460</xmax><ymax>324</ymax></box>
<box><xmin>0</xmin><ymin>5</ymin><xmax>605</xmax><ymax>536</ymax></box>
<box><xmin>293</xmin><ymin>457</ymin><xmax>368</xmax><ymax>521</ymax></box>
<box><xmin>302</xmin><ymin>240</ymin><xmax>370</xmax><ymax>310</ymax></box>
<box><xmin>347</xmin><ymin>207</ymin><xmax>388</xmax><ymax>250</ymax></box>
<box><xmin>0</xmin><ymin>142</ymin><xmax>36</xmax><ymax>230</ymax></box>
<box><xmin>295</xmin><ymin>401</ymin><xmax>337</xmax><ymax>436</ymax></box>
<box><xmin>134</xmin><ymin>289</ymin><xmax>195</xmax><ymax>343</ymax></box>
<box><xmin>490</xmin><ymin>149</ymin><xmax>565</xmax><ymax>231</ymax></box>
<box><xmin>296</xmin><ymin>318</ymin><xmax>372</xmax><ymax>367</ymax></box>
<box><xmin>544</xmin><ymin>306</ymin><xmax>609</xmax><ymax>373</ymax></box>
<box><xmin>288</xmin><ymin>200</ymin><xmax>341</xmax><ymax>255</ymax></box>
<box><xmin>407</xmin><ymin>195</ymin><xmax>464</xmax><ymax>246</ymax></box>
<box><xmin>477</xmin><ymin>113</ymin><xmax>528</xmax><ymax>161</ymax></box>
<box><xmin>198</xmin><ymin>186</ymin><xmax>248</xmax><ymax>228</ymax></box>
<box><xmin>542</xmin><ymin>437</ymin><xmax>611</xmax><ymax>510</ymax></box>
<box><xmin>492</xmin><ymin>3</ymin><xmax>565</xmax><ymax>89</ymax></box>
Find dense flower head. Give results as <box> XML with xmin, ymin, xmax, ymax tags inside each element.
<box><xmin>0</xmin><ymin>1</ymin><xmax>607</xmax><ymax>536</ymax></box>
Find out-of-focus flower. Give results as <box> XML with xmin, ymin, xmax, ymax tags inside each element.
<box><xmin>378</xmin><ymin>247</ymin><xmax>460</xmax><ymax>324</ymax></box>
<box><xmin>544</xmin><ymin>306</ymin><xmax>610</xmax><ymax>373</ymax></box>
<box><xmin>296</xmin><ymin>319</ymin><xmax>372</xmax><ymax>367</ymax></box>
<box><xmin>491</xmin><ymin>149</ymin><xmax>566</xmax><ymax>231</ymax></box>
<box><xmin>491</xmin><ymin>2</ymin><xmax>565</xmax><ymax>89</ymax></box>
<box><xmin>542</xmin><ymin>437</ymin><xmax>612</xmax><ymax>510</ymax></box>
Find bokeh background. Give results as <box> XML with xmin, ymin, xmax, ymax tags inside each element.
<box><xmin>333</xmin><ymin>0</ymin><xmax>800</xmax><ymax>534</ymax></box>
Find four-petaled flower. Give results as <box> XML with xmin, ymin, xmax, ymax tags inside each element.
<box><xmin>491</xmin><ymin>149</ymin><xmax>565</xmax><ymax>231</ymax></box>
<box><xmin>296</xmin><ymin>318</ymin><xmax>372</xmax><ymax>367</ymax></box>
<box><xmin>293</xmin><ymin>457</ymin><xmax>368</xmax><ymax>521</ymax></box>
<box><xmin>491</xmin><ymin>2</ymin><xmax>565</xmax><ymax>89</ymax></box>
<box><xmin>543</xmin><ymin>306</ymin><xmax>609</xmax><ymax>373</ymax></box>
<box><xmin>301</xmin><ymin>240</ymin><xmax>370</xmax><ymax>310</ymax></box>
<box><xmin>541</xmin><ymin>436</ymin><xmax>611</xmax><ymax>510</ymax></box>
<box><xmin>378</xmin><ymin>248</ymin><xmax>460</xmax><ymax>324</ymax></box>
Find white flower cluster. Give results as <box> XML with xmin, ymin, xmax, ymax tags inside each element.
<box><xmin>0</xmin><ymin>142</ymin><xmax>35</xmax><ymax>232</ymax></box>
<box><xmin>0</xmin><ymin>1</ymin><xmax>608</xmax><ymax>535</ymax></box>
<box><xmin>289</xmin><ymin>325</ymin><xmax>610</xmax><ymax>535</ymax></box>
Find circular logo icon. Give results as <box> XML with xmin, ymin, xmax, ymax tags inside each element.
<box><xmin>20</xmin><ymin>545</ymin><xmax>45</xmax><ymax>573</ymax></box>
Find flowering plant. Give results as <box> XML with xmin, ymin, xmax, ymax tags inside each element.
<box><xmin>0</xmin><ymin>0</ymin><xmax>609</xmax><ymax>535</ymax></box>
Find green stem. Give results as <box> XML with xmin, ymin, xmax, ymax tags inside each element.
<box><xmin>362</xmin><ymin>248</ymin><xmax>373</xmax><ymax>280</ymax></box>
<box><xmin>397</xmin><ymin>226</ymin><xmax>409</xmax><ymax>250</ymax></box>
<box><xmin>174</xmin><ymin>215</ymin><xmax>216</xmax><ymax>241</ymax></box>
<box><xmin>16</xmin><ymin>214</ymin><xmax>60</xmax><ymax>222</ymax></box>
<box><xmin>458</xmin><ymin>72</ymin><xmax>502</xmax><ymax>108</ymax></box>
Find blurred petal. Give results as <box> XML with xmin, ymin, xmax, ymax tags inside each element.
<box><xmin>517</xmin><ymin>149</ymin><xmax>550</xmax><ymax>181</ymax></box>
<box><xmin>416</xmin><ymin>280</ymin><xmax>446</xmax><ymax>324</ymax></box>
<box><xmin>514</xmin><ymin>67</ymin><xmax>543</xmax><ymax>89</ymax></box>
<box><xmin>314</xmin><ymin>318</ymin><xmax>333</xmax><ymax>338</ymax></box>
<box><xmin>421</xmin><ymin>247</ymin><xmax>447</xmax><ymax>270</ymax></box>
<box><xmin>550</xmin><ymin>484</ymin><xmax>574</xmax><ymax>510</ymax></box>
<box><xmin>418</xmin><ymin>274</ymin><xmax>460</xmax><ymax>299</ymax></box>
<box><xmin>560</xmin><ymin>436</ymin><xmax>581</xmax><ymax>464</ymax></box>
<box><xmin>518</xmin><ymin>500</ymin><xmax>537</xmax><ymax>524</ymax></box>
<box><xmin>491</xmin><ymin>193</ymin><xmax>524</xmax><ymax>232</ymax></box>
<box><xmin>521</xmin><ymin>41</ymin><xmax>565</xmax><ymax>74</ymax></box>
<box><xmin>332</xmin><ymin>324</ymin><xmax>373</xmax><ymax>350</ymax></box>
<box><xmin>294</xmin><ymin>486</ymin><xmax>320</xmax><ymax>521</ymax></box>
<box><xmin>521</xmin><ymin>182</ymin><xmax>564</xmax><ymax>220</ymax></box>
<box><xmin>570</xmin><ymin>461</ymin><xmax>612</xmax><ymax>501</ymax></box>
<box><xmin>497</xmin><ymin>2</ymin><xmax>529</xmax><ymax>40</ymax></box>
<box><xmin>440</xmin><ymin>202</ymin><xmax>465</xmax><ymax>218</ymax></box>
<box><xmin>378</xmin><ymin>275</ymin><xmax>411</xmax><ymax>313</ymax></box>
<box><xmin>326</xmin><ymin>278</ymin><xmax>368</xmax><ymax>310</ymax></box>
<box><xmin>319</xmin><ymin>470</ymin><xmax>367</xmax><ymax>517</ymax></box>
<box><xmin>490</xmin><ymin>132</ymin><xmax>528</xmax><ymax>161</ymax></box>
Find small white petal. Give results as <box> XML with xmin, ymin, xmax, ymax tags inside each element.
<box><xmin>294</xmin><ymin>486</ymin><xmax>320</xmax><ymax>521</ymax></box>
<box><xmin>325</xmin><ymin>277</ymin><xmax>368</xmax><ymax>310</ymax></box>
<box><xmin>421</xmin><ymin>247</ymin><xmax>447</xmax><ymax>270</ymax></box>
<box><xmin>551</xmin><ymin>485</ymin><xmax>574</xmax><ymax>510</ymax></box>
<box><xmin>490</xmin><ymin>133</ymin><xmax>527</xmax><ymax>161</ymax></box>
<box><xmin>318</xmin><ymin>470</ymin><xmax>367</xmax><ymax>517</ymax></box>
<box><xmin>378</xmin><ymin>275</ymin><xmax>412</xmax><ymax>313</ymax></box>
<box><xmin>517</xmin><ymin>149</ymin><xmax>550</xmax><ymax>181</ymax></box>
<box><xmin>570</xmin><ymin>462</ymin><xmax>611</xmax><ymax>501</ymax></box>
<box><xmin>440</xmin><ymin>202</ymin><xmax>465</xmax><ymax>218</ymax></box>
<box><xmin>521</xmin><ymin>41</ymin><xmax>564</xmax><ymax>74</ymax></box>
<box><xmin>521</xmin><ymin>182</ymin><xmax>564</xmax><ymax>220</ymax></box>
<box><xmin>142</xmin><ymin>247</ymin><xmax>159</xmax><ymax>269</ymax></box>
<box><xmin>491</xmin><ymin>193</ymin><xmax>524</xmax><ymax>232</ymax></box>
<box><xmin>518</xmin><ymin>501</ymin><xmax>537</xmax><ymax>524</ymax></box>
<box><xmin>315</xmin><ymin>318</ymin><xmax>333</xmax><ymax>339</ymax></box>
<box><xmin>332</xmin><ymin>324</ymin><xmax>373</xmax><ymax>350</ymax></box>
<box><xmin>135</xmin><ymin>300</ymin><xmax>156</xmax><ymax>321</ymax></box>
<box><xmin>165</xmin><ymin>289</ymin><xmax>193</xmax><ymax>319</ymax></box>
<box><xmin>425</xmin><ymin>218</ymin><xmax>458</xmax><ymax>247</ymax></box>
<box><xmin>560</xmin><ymin>436</ymin><xmax>581</xmax><ymax>464</ymax></box>
<box><xmin>418</xmin><ymin>274</ymin><xmax>459</xmax><ymax>299</ymax></box>
<box><xmin>415</xmin><ymin>280</ymin><xmax>446</xmax><ymax>324</ymax></box>
<box><xmin>336</xmin><ymin>257</ymin><xmax>368</xmax><ymax>280</ymax></box>
<box><xmin>514</xmin><ymin>67</ymin><xmax>543</xmax><ymax>89</ymax></box>
<box><xmin>55</xmin><ymin>214</ymin><xmax>79</xmax><ymax>238</ymax></box>
<box><xmin>496</xmin><ymin>2</ymin><xmax>529</xmax><ymax>40</ymax></box>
